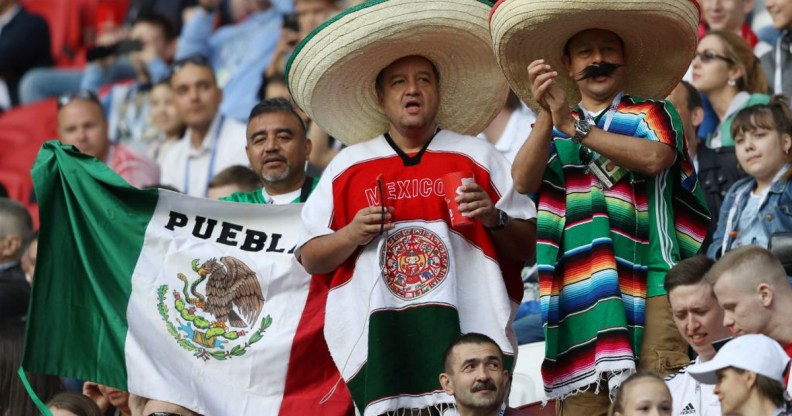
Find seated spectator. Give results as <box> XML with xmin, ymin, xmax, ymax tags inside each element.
<box><xmin>478</xmin><ymin>90</ymin><xmax>536</xmax><ymax>164</ymax></box>
<box><xmin>699</xmin><ymin>0</ymin><xmax>772</xmax><ymax>55</ymax></box>
<box><xmin>0</xmin><ymin>198</ymin><xmax>33</xmax><ymax>322</ymax></box>
<box><xmin>0</xmin><ymin>0</ymin><xmax>53</xmax><ymax>110</ymax></box>
<box><xmin>667</xmin><ymin>81</ymin><xmax>745</xmax><ymax>253</ymax></box>
<box><xmin>148</xmin><ymin>79</ymin><xmax>185</xmax><ymax>165</ymax></box>
<box><xmin>664</xmin><ymin>255</ymin><xmax>732</xmax><ymax>416</ymax></box>
<box><xmin>159</xmin><ymin>57</ymin><xmax>248</xmax><ymax>196</ymax></box>
<box><xmin>80</xmin><ymin>13</ymin><xmax>178</xmax><ymax>154</ymax></box>
<box><xmin>221</xmin><ymin>98</ymin><xmax>316</xmax><ymax>204</ymax></box>
<box><xmin>687</xmin><ymin>334</ymin><xmax>790</xmax><ymax>416</ymax></box>
<box><xmin>83</xmin><ymin>382</ymin><xmax>131</xmax><ymax>416</ymax></box>
<box><xmin>176</xmin><ymin>0</ymin><xmax>294</xmax><ymax>122</ymax></box>
<box><xmin>692</xmin><ymin>30</ymin><xmax>770</xmax><ymax>148</ymax></box>
<box><xmin>705</xmin><ymin>246</ymin><xmax>792</xmax><ymax>361</ymax></box>
<box><xmin>266</xmin><ymin>0</ymin><xmax>341</xmax><ymax>78</ymax></box>
<box><xmin>0</xmin><ymin>321</ymin><xmax>64</xmax><ymax>415</ymax></box>
<box><xmin>57</xmin><ymin>91</ymin><xmax>161</xmax><ymax>188</ymax></box>
<box><xmin>439</xmin><ymin>333</ymin><xmax>513</xmax><ymax>416</ymax></box>
<box><xmin>608</xmin><ymin>371</ymin><xmax>673</xmax><ymax>416</ymax></box>
<box><xmin>761</xmin><ymin>0</ymin><xmax>792</xmax><ymax>96</ymax></box>
<box><xmin>207</xmin><ymin>164</ymin><xmax>260</xmax><ymax>199</ymax></box>
<box><xmin>47</xmin><ymin>392</ymin><xmax>103</xmax><ymax>416</ymax></box>
<box><xmin>708</xmin><ymin>96</ymin><xmax>792</xmax><ymax>257</ymax></box>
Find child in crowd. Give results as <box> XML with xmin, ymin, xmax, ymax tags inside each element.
<box><xmin>608</xmin><ymin>371</ymin><xmax>673</xmax><ymax>416</ymax></box>
<box><xmin>708</xmin><ymin>96</ymin><xmax>792</xmax><ymax>258</ymax></box>
<box><xmin>48</xmin><ymin>392</ymin><xmax>103</xmax><ymax>416</ymax></box>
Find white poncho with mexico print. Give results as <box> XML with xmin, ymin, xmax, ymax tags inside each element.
<box><xmin>297</xmin><ymin>130</ymin><xmax>537</xmax><ymax>415</ymax></box>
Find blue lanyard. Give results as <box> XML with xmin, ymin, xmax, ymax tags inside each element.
<box><xmin>578</xmin><ymin>91</ymin><xmax>624</xmax><ymax>132</ymax></box>
<box><xmin>184</xmin><ymin>115</ymin><xmax>225</xmax><ymax>196</ymax></box>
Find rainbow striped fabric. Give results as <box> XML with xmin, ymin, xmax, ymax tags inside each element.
<box><xmin>537</xmin><ymin>95</ymin><xmax>709</xmax><ymax>399</ymax></box>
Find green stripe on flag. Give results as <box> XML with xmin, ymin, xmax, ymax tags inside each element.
<box><xmin>23</xmin><ymin>142</ymin><xmax>159</xmax><ymax>390</ymax></box>
<box><xmin>347</xmin><ymin>305</ymin><xmax>461</xmax><ymax>410</ymax></box>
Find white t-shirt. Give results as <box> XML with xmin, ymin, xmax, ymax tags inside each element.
<box><xmin>160</xmin><ymin>113</ymin><xmax>249</xmax><ymax>197</ymax></box>
<box><xmin>666</xmin><ymin>359</ymin><xmax>721</xmax><ymax>416</ymax></box>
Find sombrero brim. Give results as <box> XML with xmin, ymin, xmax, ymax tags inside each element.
<box><xmin>287</xmin><ymin>0</ymin><xmax>509</xmax><ymax>146</ymax></box>
<box><xmin>489</xmin><ymin>0</ymin><xmax>700</xmax><ymax>111</ymax></box>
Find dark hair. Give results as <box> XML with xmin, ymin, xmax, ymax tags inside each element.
<box><xmin>730</xmin><ymin>95</ymin><xmax>792</xmax><ymax>180</ymax></box>
<box><xmin>505</xmin><ymin>90</ymin><xmax>522</xmax><ymax>111</ymax></box>
<box><xmin>208</xmin><ymin>165</ymin><xmax>261</xmax><ymax>192</ymax></box>
<box><xmin>729</xmin><ymin>368</ymin><xmax>787</xmax><ymax>408</ymax></box>
<box><xmin>132</xmin><ymin>12</ymin><xmax>178</xmax><ymax>41</ymax></box>
<box><xmin>47</xmin><ymin>392</ymin><xmax>104</xmax><ymax>416</ymax></box>
<box><xmin>260</xmin><ymin>72</ymin><xmax>288</xmax><ymax>101</ymax></box>
<box><xmin>705</xmin><ymin>31</ymin><xmax>768</xmax><ymax>93</ymax></box>
<box><xmin>170</xmin><ymin>55</ymin><xmax>214</xmax><ymax>80</ymax></box>
<box><xmin>442</xmin><ymin>332</ymin><xmax>503</xmax><ymax>374</ymax></box>
<box><xmin>247</xmin><ymin>97</ymin><xmax>307</xmax><ymax>136</ymax></box>
<box><xmin>679</xmin><ymin>80</ymin><xmax>703</xmax><ymax>111</ymax></box>
<box><xmin>0</xmin><ymin>322</ymin><xmax>64</xmax><ymax>415</ymax></box>
<box><xmin>375</xmin><ymin>55</ymin><xmax>441</xmax><ymax>95</ymax></box>
<box><xmin>664</xmin><ymin>255</ymin><xmax>715</xmax><ymax>294</ymax></box>
<box><xmin>608</xmin><ymin>371</ymin><xmax>668</xmax><ymax>416</ymax></box>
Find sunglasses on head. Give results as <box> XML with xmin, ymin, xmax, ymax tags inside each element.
<box><xmin>170</xmin><ymin>55</ymin><xmax>212</xmax><ymax>74</ymax></box>
<box><xmin>57</xmin><ymin>90</ymin><xmax>100</xmax><ymax>109</ymax></box>
<box><xmin>695</xmin><ymin>50</ymin><xmax>734</xmax><ymax>64</ymax></box>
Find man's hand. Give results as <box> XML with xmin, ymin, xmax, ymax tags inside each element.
<box><xmin>455</xmin><ymin>182</ymin><xmax>498</xmax><ymax>228</ymax></box>
<box><xmin>345</xmin><ymin>206</ymin><xmax>394</xmax><ymax>246</ymax></box>
<box><xmin>528</xmin><ymin>60</ymin><xmax>575</xmax><ymax>135</ymax></box>
<box><xmin>83</xmin><ymin>381</ymin><xmax>110</xmax><ymax>412</ymax></box>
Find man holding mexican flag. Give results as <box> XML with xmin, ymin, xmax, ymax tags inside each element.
<box><xmin>21</xmin><ymin>134</ymin><xmax>351</xmax><ymax>414</ymax></box>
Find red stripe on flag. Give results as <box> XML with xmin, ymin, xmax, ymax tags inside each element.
<box><xmin>279</xmin><ymin>276</ymin><xmax>354</xmax><ymax>415</ymax></box>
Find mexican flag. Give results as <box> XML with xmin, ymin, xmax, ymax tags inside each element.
<box><xmin>22</xmin><ymin>142</ymin><xmax>352</xmax><ymax>415</ymax></box>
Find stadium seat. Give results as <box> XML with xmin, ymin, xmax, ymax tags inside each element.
<box><xmin>21</xmin><ymin>0</ymin><xmax>91</xmax><ymax>67</ymax></box>
<box><xmin>0</xmin><ymin>168</ymin><xmax>32</xmax><ymax>204</ymax></box>
<box><xmin>0</xmin><ymin>99</ymin><xmax>57</xmax><ymax>180</ymax></box>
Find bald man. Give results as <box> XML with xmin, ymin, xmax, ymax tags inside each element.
<box><xmin>705</xmin><ymin>245</ymin><xmax>792</xmax><ymax>359</ymax></box>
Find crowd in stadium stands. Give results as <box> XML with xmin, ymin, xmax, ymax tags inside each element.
<box><xmin>2</xmin><ymin>0</ymin><xmax>792</xmax><ymax>415</ymax></box>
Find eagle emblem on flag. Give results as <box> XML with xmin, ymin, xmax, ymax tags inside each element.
<box><xmin>156</xmin><ymin>257</ymin><xmax>272</xmax><ymax>361</ymax></box>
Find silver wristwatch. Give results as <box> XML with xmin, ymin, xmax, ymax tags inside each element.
<box><xmin>571</xmin><ymin>119</ymin><xmax>592</xmax><ymax>144</ymax></box>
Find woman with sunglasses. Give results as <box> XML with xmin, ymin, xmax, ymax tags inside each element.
<box><xmin>691</xmin><ymin>30</ymin><xmax>770</xmax><ymax>148</ymax></box>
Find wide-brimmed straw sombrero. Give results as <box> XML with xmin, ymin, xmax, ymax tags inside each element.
<box><xmin>489</xmin><ymin>0</ymin><xmax>700</xmax><ymax>111</ymax></box>
<box><xmin>286</xmin><ymin>0</ymin><xmax>509</xmax><ymax>145</ymax></box>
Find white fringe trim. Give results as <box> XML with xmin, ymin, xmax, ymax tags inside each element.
<box><xmin>544</xmin><ymin>360</ymin><xmax>636</xmax><ymax>402</ymax></box>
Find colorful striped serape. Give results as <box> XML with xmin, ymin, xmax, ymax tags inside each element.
<box><xmin>537</xmin><ymin>95</ymin><xmax>709</xmax><ymax>399</ymax></box>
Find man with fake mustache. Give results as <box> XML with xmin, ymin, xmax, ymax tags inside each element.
<box><xmin>490</xmin><ymin>2</ymin><xmax>711</xmax><ymax>414</ymax></box>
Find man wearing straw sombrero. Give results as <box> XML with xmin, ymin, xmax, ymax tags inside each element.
<box><xmin>490</xmin><ymin>0</ymin><xmax>711</xmax><ymax>414</ymax></box>
<box><xmin>287</xmin><ymin>0</ymin><xmax>537</xmax><ymax>414</ymax></box>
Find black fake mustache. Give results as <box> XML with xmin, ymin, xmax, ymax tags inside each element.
<box><xmin>576</xmin><ymin>62</ymin><xmax>621</xmax><ymax>81</ymax></box>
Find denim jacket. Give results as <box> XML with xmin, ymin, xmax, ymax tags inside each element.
<box><xmin>707</xmin><ymin>166</ymin><xmax>792</xmax><ymax>258</ymax></box>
